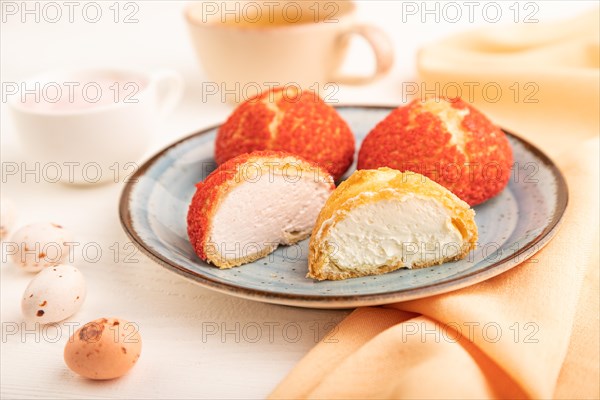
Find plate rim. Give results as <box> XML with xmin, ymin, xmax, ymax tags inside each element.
<box><xmin>118</xmin><ymin>105</ymin><xmax>569</xmax><ymax>308</ymax></box>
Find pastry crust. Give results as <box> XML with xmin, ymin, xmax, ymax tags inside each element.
<box><xmin>357</xmin><ymin>97</ymin><xmax>513</xmax><ymax>206</ymax></box>
<box><xmin>308</xmin><ymin>168</ymin><xmax>478</xmax><ymax>281</ymax></box>
<box><xmin>187</xmin><ymin>150</ymin><xmax>334</xmax><ymax>269</ymax></box>
<box><xmin>215</xmin><ymin>87</ymin><xmax>355</xmax><ymax>180</ymax></box>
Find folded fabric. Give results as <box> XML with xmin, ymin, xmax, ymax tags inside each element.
<box><xmin>417</xmin><ymin>9</ymin><xmax>599</xmax><ymax>158</ymax></box>
<box><xmin>271</xmin><ymin>10</ymin><xmax>600</xmax><ymax>400</ymax></box>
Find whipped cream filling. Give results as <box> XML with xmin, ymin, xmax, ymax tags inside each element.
<box><xmin>325</xmin><ymin>194</ymin><xmax>464</xmax><ymax>270</ymax></box>
<box><xmin>209</xmin><ymin>173</ymin><xmax>331</xmax><ymax>261</ymax></box>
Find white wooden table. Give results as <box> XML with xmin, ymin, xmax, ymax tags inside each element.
<box><xmin>0</xmin><ymin>2</ymin><xmax>592</xmax><ymax>398</ymax></box>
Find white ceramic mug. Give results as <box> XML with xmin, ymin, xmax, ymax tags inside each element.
<box><xmin>8</xmin><ymin>68</ymin><xmax>183</xmax><ymax>184</ymax></box>
<box><xmin>185</xmin><ymin>0</ymin><xmax>394</xmax><ymax>91</ymax></box>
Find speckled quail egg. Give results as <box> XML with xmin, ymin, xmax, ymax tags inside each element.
<box><xmin>21</xmin><ymin>264</ymin><xmax>86</xmax><ymax>324</ymax></box>
<box><xmin>64</xmin><ymin>317</ymin><xmax>142</xmax><ymax>380</ymax></box>
<box><xmin>10</xmin><ymin>223</ymin><xmax>73</xmax><ymax>272</ymax></box>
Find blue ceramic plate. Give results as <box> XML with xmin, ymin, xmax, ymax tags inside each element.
<box><xmin>119</xmin><ymin>106</ymin><xmax>568</xmax><ymax>309</ymax></box>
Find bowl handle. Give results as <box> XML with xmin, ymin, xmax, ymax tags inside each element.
<box><xmin>152</xmin><ymin>70</ymin><xmax>183</xmax><ymax>117</ymax></box>
<box><xmin>329</xmin><ymin>24</ymin><xmax>394</xmax><ymax>85</ymax></box>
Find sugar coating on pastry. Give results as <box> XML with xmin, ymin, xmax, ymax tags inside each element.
<box><xmin>357</xmin><ymin>97</ymin><xmax>513</xmax><ymax>206</ymax></box>
<box><xmin>187</xmin><ymin>151</ymin><xmax>335</xmax><ymax>269</ymax></box>
<box><xmin>308</xmin><ymin>168</ymin><xmax>478</xmax><ymax>281</ymax></box>
<box><xmin>215</xmin><ymin>87</ymin><xmax>355</xmax><ymax>180</ymax></box>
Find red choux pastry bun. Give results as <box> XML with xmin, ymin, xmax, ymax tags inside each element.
<box><xmin>357</xmin><ymin>97</ymin><xmax>513</xmax><ymax>206</ymax></box>
<box><xmin>187</xmin><ymin>150</ymin><xmax>335</xmax><ymax>268</ymax></box>
<box><xmin>215</xmin><ymin>87</ymin><xmax>355</xmax><ymax>181</ymax></box>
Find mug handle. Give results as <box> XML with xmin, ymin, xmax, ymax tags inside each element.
<box><xmin>329</xmin><ymin>24</ymin><xmax>394</xmax><ymax>85</ymax></box>
<box><xmin>152</xmin><ymin>70</ymin><xmax>184</xmax><ymax>117</ymax></box>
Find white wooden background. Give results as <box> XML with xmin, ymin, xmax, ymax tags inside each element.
<box><xmin>1</xmin><ymin>2</ymin><xmax>594</xmax><ymax>398</ymax></box>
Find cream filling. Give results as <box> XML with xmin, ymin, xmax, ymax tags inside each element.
<box><xmin>325</xmin><ymin>194</ymin><xmax>463</xmax><ymax>270</ymax></box>
<box><xmin>209</xmin><ymin>173</ymin><xmax>331</xmax><ymax>262</ymax></box>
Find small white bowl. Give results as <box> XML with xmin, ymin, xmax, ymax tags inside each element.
<box><xmin>8</xmin><ymin>68</ymin><xmax>183</xmax><ymax>184</ymax></box>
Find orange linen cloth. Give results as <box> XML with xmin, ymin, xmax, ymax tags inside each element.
<box><xmin>270</xmin><ymin>10</ymin><xmax>600</xmax><ymax>400</ymax></box>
